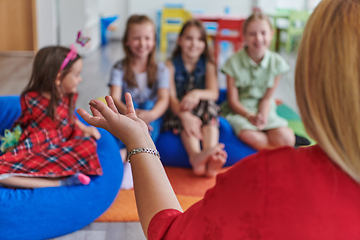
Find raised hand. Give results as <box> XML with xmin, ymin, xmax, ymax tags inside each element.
<box><xmin>77</xmin><ymin>93</ymin><xmax>155</xmax><ymax>150</ymax></box>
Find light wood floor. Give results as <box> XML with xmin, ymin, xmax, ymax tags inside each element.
<box><xmin>0</xmin><ymin>41</ymin><xmax>298</xmax><ymax>240</ymax></box>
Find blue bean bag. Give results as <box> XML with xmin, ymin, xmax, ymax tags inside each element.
<box><xmin>156</xmin><ymin>89</ymin><xmax>257</xmax><ymax>167</ymax></box>
<box><xmin>0</xmin><ymin>96</ymin><xmax>123</xmax><ymax>240</ymax></box>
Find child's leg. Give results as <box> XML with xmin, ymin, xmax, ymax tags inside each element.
<box><xmin>0</xmin><ymin>173</ymin><xmax>91</xmax><ymax>188</ymax></box>
<box><xmin>239</xmin><ymin>130</ymin><xmax>272</xmax><ymax>150</ymax></box>
<box><xmin>180</xmin><ymin>132</ymin><xmax>211</xmax><ymax>176</ymax></box>
<box><xmin>201</xmin><ymin>124</ymin><xmax>227</xmax><ymax>177</ymax></box>
<box><xmin>266</xmin><ymin>127</ymin><xmax>295</xmax><ymax>148</ymax></box>
<box><xmin>0</xmin><ymin>176</ymin><xmax>60</xmax><ymax>188</ymax></box>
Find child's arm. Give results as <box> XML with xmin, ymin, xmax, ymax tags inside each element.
<box><xmin>136</xmin><ymin>88</ymin><xmax>169</xmax><ymax>124</ymax></box>
<box><xmin>110</xmin><ymin>85</ymin><xmax>127</xmax><ymax>114</ymax></box>
<box><xmin>226</xmin><ymin>75</ymin><xmax>253</xmax><ymax>118</ymax></box>
<box><xmin>75</xmin><ymin>119</ymin><xmax>101</xmax><ymax>139</ymax></box>
<box><xmin>256</xmin><ymin>76</ymin><xmax>281</xmax><ymax>129</ymax></box>
<box><xmin>180</xmin><ymin>61</ymin><xmax>219</xmax><ymax>111</ymax></box>
<box><xmin>167</xmin><ymin>60</ymin><xmax>182</xmax><ymax>115</ymax></box>
<box><xmin>167</xmin><ymin>61</ymin><xmax>203</xmax><ymax>139</ymax></box>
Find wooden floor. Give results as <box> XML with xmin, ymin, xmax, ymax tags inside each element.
<box><xmin>0</xmin><ymin>41</ymin><xmax>298</xmax><ymax>240</ymax></box>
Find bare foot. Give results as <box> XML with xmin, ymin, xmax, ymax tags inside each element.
<box><xmin>206</xmin><ymin>145</ymin><xmax>227</xmax><ymax>177</ymax></box>
<box><xmin>206</xmin><ymin>150</ymin><xmax>227</xmax><ymax>177</ymax></box>
<box><xmin>189</xmin><ymin>147</ymin><xmax>217</xmax><ymax>176</ymax></box>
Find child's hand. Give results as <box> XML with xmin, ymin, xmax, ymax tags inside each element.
<box><xmin>249</xmin><ymin>113</ymin><xmax>267</xmax><ymax>130</ymax></box>
<box><xmin>77</xmin><ymin>93</ymin><xmax>155</xmax><ymax>151</ymax></box>
<box><xmin>82</xmin><ymin>126</ymin><xmax>101</xmax><ymax>140</ymax></box>
<box><xmin>179</xmin><ymin>112</ymin><xmax>203</xmax><ymax>140</ymax></box>
<box><xmin>180</xmin><ymin>90</ymin><xmax>200</xmax><ymax>111</ymax></box>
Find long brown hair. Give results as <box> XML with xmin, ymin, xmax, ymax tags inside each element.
<box><xmin>22</xmin><ymin>46</ymin><xmax>81</xmax><ymax>121</ymax></box>
<box><xmin>172</xmin><ymin>19</ymin><xmax>215</xmax><ymax>64</ymax></box>
<box><xmin>122</xmin><ymin>15</ymin><xmax>157</xmax><ymax>88</ymax></box>
<box><xmin>295</xmin><ymin>0</ymin><xmax>360</xmax><ymax>182</ymax></box>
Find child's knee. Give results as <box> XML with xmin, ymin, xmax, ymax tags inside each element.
<box><xmin>239</xmin><ymin>130</ymin><xmax>260</xmax><ymax>143</ymax></box>
<box><xmin>270</xmin><ymin>128</ymin><xmax>295</xmax><ymax>147</ymax></box>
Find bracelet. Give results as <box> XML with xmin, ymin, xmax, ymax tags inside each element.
<box><xmin>127</xmin><ymin>148</ymin><xmax>161</xmax><ymax>163</ymax></box>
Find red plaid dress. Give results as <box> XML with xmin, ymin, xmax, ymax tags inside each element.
<box><xmin>0</xmin><ymin>91</ymin><xmax>102</xmax><ymax>178</ymax></box>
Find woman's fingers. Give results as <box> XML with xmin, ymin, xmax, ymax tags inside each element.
<box><xmin>124</xmin><ymin>92</ymin><xmax>136</xmax><ymax>116</ymax></box>
<box><xmin>90</xmin><ymin>105</ymin><xmax>102</xmax><ymax>118</ymax></box>
<box><xmin>105</xmin><ymin>95</ymin><xmax>119</xmax><ymax>113</ymax></box>
<box><xmin>89</xmin><ymin>100</ymin><xmax>116</xmax><ymax>122</ymax></box>
<box><xmin>77</xmin><ymin>108</ymin><xmax>105</xmax><ymax>128</ymax></box>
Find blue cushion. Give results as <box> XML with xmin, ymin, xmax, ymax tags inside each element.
<box><xmin>0</xmin><ymin>96</ymin><xmax>123</xmax><ymax>240</ymax></box>
<box><xmin>157</xmin><ymin>117</ymin><xmax>256</xmax><ymax>168</ymax></box>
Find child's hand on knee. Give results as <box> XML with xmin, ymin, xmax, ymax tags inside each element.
<box><xmin>179</xmin><ymin>112</ymin><xmax>203</xmax><ymax>139</ymax></box>
<box><xmin>180</xmin><ymin>90</ymin><xmax>200</xmax><ymax>111</ymax></box>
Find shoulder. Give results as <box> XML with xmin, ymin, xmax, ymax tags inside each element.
<box><xmin>221</xmin><ymin>50</ymin><xmax>247</xmax><ymax>76</ymax></box>
<box><xmin>22</xmin><ymin>91</ymin><xmax>41</xmax><ymax>105</ymax></box>
<box><xmin>157</xmin><ymin>62</ymin><xmax>168</xmax><ymax>73</ymax></box>
<box><xmin>227</xmin><ymin>50</ymin><xmax>246</xmax><ymax>65</ymax></box>
<box><xmin>165</xmin><ymin>59</ymin><xmax>175</xmax><ymax>73</ymax></box>
<box><xmin>112</xmin><ymin>59</ymin><xmax>124</xmax><ymax>71</ymax></box>
<box><xmin>267</xmin><ymin>51</ymin><xmax>286</xmax><ymax>63</ymax></box>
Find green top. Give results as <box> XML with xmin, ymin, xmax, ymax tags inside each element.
<box><xmin>221</xmin><ymin>49</ymin><xmax>290</xmax><ymax>116</ymax></box>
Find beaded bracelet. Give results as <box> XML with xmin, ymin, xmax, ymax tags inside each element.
<box><xmin>127</xmin><ymin>148</ymin><xmax>160</xmax><ymax>163</ymax></box>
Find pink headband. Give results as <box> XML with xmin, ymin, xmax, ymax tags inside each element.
<box><xmin>59</xmin><ymin>44</ymin><xmax>77</xmax><ymax>72</ymax></box>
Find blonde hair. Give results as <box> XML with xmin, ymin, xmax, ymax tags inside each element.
<box><xmin>122</xmin><ymin>15</ymin><xmax>157</xmax><ymax>88</ymax></box>
<box><xmin>295</xmin><ymin>0</ymin><xmax>360</xmax><ymax>181</ymax></box>
<box><xmin>243</xmin><ymin>11</ymin><xmax>272</xmax><ymax>34</ymax></box>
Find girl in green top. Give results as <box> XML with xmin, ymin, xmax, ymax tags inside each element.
<box><xmin>221</xmin><ymin>12</ymin><xmax>295</xmax><ymax>150</ymax></box>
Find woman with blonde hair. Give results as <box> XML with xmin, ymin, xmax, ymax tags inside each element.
<box><xmin>78</xmin><ymin>0</ymin><xmax>360</xmax><ymax>238</ymax></box>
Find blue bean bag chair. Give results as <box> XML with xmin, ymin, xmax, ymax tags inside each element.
<box><xmin>0</xmin><ymin>96</ymin><xmax>123</xmax><ymax>240</ymax></box>
<box><xmin>157</xmin><ymin>90</ymin><xmax>257</xmax><ymax>167</ymax></box>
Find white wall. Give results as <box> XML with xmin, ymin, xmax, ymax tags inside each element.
<box><xmin>257</xmin><ymin>0</ymin><xmax>308</xmax><ymax>13</ymax></box>
<box><xmin>128</xmin><ymin>0</ymin><xmax>253</xmax><ymax>26</ymax></box>
<box><xmin>36</xmin><ymin>0</ymin><xmax>58</xmax><ymax>49</ymax></box>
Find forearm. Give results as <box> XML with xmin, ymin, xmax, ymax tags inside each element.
<box><xmin>191</xmin><ymin>89</ymin><xmax>219</xmax><ymax>101</ymax></box>
<box><xmin>257</xmin><ymin>98</ymin><xmax>271</xmax><ymax>118</ymax></box>
<box><xmin>228</xmin><ymin>100</ymin><xmax>251</xmax><ymax>118</ymax></box>
<box><xmin>75</xmin><ymin>119</ymin><xmax>87</xmax><ymax>131</ymax></box>
<box><xmin>128</xmin><ymin>139</ymin><xmax>182</xmax><ymax>238</ymax></box>
<box><xmin>169</xmin><ymin>96</ymin><xmax>183</xmax><ymax>116</ymax></box>
<box><xmin>147</xmin><ymin>97</ymin><xmax>168</xmax><ymax>122</ymax></box>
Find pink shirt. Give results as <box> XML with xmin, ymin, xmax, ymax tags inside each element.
<box><xmin>149</xmin><ymin>145</ymin><xmax>360</xmax><ymax>240</ymax></box>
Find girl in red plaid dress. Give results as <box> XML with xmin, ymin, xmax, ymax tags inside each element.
<box><xmin>0</xmin><ymin>46</ymin><xmax>102</xmax><ymax>188</ymax></box>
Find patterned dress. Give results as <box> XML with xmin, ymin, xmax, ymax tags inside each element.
<box><xmin>0</xmin><ymin>91</ymin><xmax>102</xmax><ymax>179</ymax></box>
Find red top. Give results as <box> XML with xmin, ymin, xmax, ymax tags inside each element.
<box><xmin>148</xmin><ymin>145</ymin><xmax>360</xmax><ymax>240</ymax></box>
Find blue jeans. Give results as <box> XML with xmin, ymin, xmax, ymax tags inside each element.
<box><xmin>115</xmin><ymin>100</ymin><xmax>163</xmax><ymax>149</ymax></box>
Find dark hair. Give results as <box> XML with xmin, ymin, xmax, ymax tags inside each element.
<box><xmin>172</xmin><ymin>19</ymin><xmax>215</xmax><ymax>64</ymax></box>
<box><xmin>122</xmin><ymin>15</ymin><xmax>158</xmax><ymax>88</ymax></box>
<box><xmin>243</xmin><ymin>11</ymin><xmax>273</xmax><ymax>34</ymax></box>
<box><xmin>22</xmin><ymin>46</ymin><xmax>81</xmax><ymax>121</ymax></box>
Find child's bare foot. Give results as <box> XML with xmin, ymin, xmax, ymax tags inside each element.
<box><xmin>189</xmin><ymin>147</ymin><xmax>217</xmax><ymax>176</ymax></box>
<box><xmin>206</xmin><ymin>144</ymin><xmax>227</xmax><ymax>177</ymax></box>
